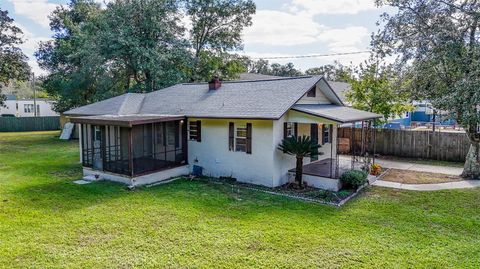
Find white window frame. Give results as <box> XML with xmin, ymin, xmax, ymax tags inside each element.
<box><xmin>235</xmin><ymin>124</ymin><xmax>247</xmax><ymax>152</ymax></box>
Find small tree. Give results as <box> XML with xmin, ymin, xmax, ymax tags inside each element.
<box><xmin>277</xmin><ymin>135</ymin><xmax>321</xmax><ymax>187</ymax></box>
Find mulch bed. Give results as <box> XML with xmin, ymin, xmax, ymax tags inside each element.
<box><xmin>195</xmin><ymin>177</ymin><xmax>360</xmax><ymax>206</ymax></box>
<box><xmin>380</xmin><ymin>169</ymin><xmax>462</xmax><ymax>184</ymax></box>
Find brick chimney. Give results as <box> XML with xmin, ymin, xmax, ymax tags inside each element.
<box><xmin>208</xmin><ymin>76</ymin><xmax>221</xmax><ymax>90</ymax></box>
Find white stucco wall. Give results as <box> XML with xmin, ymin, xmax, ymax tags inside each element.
<box><xmin>188</xmin><ymin>118</ymin><xmax>276</xmax><ymax>187</ymax></box>
<box><xmin>0</xmin><ymin>99</ymin><xmax>58</xmax><ymax>117</ymax></box>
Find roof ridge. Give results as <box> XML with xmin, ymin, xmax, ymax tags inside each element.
<box><xmin>181</xmin><ymin>76</ymin><xmax>317</xmax><ymax>86</ymax></box>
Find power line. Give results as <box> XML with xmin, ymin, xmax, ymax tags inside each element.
<box><xmin>249</xmin><ymin>50</ymin><xmax>371</xmax><ymax>60</ymax></box>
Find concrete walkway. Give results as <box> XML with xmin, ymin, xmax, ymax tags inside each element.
<box><xmin>339</xmin><ymin>155</ymin><xmax>463</xmax><ymax>176</ymax></box>
<box><xmin>339</xmin><ymin>156</ymin><xmax>480</xmax><ymax>191</ymax></box>
<box><xmin>372</xmin><ymin>179</ymin><xmax>480</xmax><ymax>191</ymax></box>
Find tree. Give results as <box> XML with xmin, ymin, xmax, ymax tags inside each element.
<box><xmin>36</xmin><ymin>0</ymin><xmax>104</xmax><ymax>112</ymax></box>
<box><xmin>305</xmin><ymin>63</ymin><xmax>351</xmax><ymax>82</ymax></box>
<box><xmin>373</xmin><ymin>0</ymin><xmax>480</xmax><ymax>179</ymax></box>
<box><xmin>248</xmin><ymin>60</ymin><xmax>304</xmax><ymax>77</ymax></box>
<box><xmin>345</xmin><ymin>56</ymin><xmax>413</xmax><ymax>124</ymax></box>
<box><xmin>277</xmin><ymin>136</ymin><xmax>321</xmax><ymax>187</ymax></box>
<box><xmin>36</xmin><ymin>0</ymin><xmax>191</xmax><ymax>112</ymax></box>
<box><xmin>186</xmin><ymin>0</ymin><xmax>255</xmax><ymax>81</ymax></box>
<box><xmin>0</xmin><ymin>8</ymin><xmax>30</xmax><ymax>105</ymax></box>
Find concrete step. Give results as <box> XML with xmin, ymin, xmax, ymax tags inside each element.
<box><xmin>82</xmin><ymin>175</ymin><xmax>100</xmax><ymax>182</ymax></box>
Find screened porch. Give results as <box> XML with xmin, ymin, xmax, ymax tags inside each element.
<box><xmin>72</xmin><ymin>115</ymin><xmax>187</xmax><ymax>177</ymax></box>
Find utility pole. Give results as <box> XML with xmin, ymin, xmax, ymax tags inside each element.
<box><xmin>32</xmin><ymin>73</ymin><xmax>37</xmax><ymax>117</ymax></box>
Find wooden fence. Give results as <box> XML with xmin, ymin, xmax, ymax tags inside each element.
<box><xmin>338</xmin><ymin>128</ymin><xmax>470</xmax><ymax>162</ymax></box>
<box><xmin>0</xmin><ymin>116</ymin><xmax>61</xmax><ymax>132</ymax></box>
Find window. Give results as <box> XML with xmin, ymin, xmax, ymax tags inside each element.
<box><xmin>24</xmin><ymin>104</ymin><xmax>34</xmax><ymax>113</ymax></box>
<box><xmin>307</xmin><ymin>86</ymin><xmax>316</xmax><ymax>97</ymax></box>
<box><xmin>285</xmin><ymin>122</ymin><xmax>296</xmax><ymax>138</ymax></box>
<box><xmin>322</xmin><ymin>124</ymin><xmax>331</xmax><ymax>144</ymax></box>
<box><xmin>229</xmin><ymin>122</ymin><xmax>252</xmax><ymax>154</ymax></box>
<box><xmin>189</xmin><ymin>121</ymin><xmax>201</xmax><ymax>142</ymax></box>
<box><xmin>36</xmin><ymin>105</ymin><xmax>40</xmax><ymax>116</ymax></box>
<box><xmin>235</xmin><ymin>124</ymin><xmax>247</xmax><ymax>152</ymax></box>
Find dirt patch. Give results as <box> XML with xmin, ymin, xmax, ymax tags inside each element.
<box><xmin>381</xmin><ymin>169</ymin><xmax>462</xmax><ymax>184</ymax></box>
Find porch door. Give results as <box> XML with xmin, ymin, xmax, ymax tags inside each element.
<box><xmin>92</xmin><ymin>125</ymin><xmax>103</xmax><ymax>170</ymax></box>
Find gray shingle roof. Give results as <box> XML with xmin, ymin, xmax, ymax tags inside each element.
<box><xmin>292</xmin><ymin>104</ymin><xmax>382</xmax><ymax>123</ymax></box>
<box><xmin>65</xmin><ymin>93</ymin><xmax>145</xmax><ymax>116</ymax></box>
<box><xmin>327</xmin><ymin>81</ymin><xmax>350</xmax><ymax>103</ymax></box>
<box><xmin>66</xmin><ymin>76</ymin><xmax>343</xmax><ymax>119</ymax></box>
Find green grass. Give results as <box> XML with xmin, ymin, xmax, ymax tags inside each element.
<box><xmin>0</xmin><ymin>132</ymin><xmax>479</xmax><ymax>268</ymax></box>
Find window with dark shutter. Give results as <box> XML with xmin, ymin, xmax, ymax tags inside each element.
<box><xmin>246</xmin><ymin>123</ymin><xmax>252</xmax><ymax>154</ymax></box>
<box><xmin>229</xmin><ymin>122</ymin><xmax>234</xmax><ymax>151</ymax></box>
<box><xmin>307</xmin><ymin>86</ymin><xmax>316</xmax><ymax>97</ymax></box>
<box><xmin>188</xmin><ymin>121</ymin><xmax>201</xmax><ymax>142</ymax></box>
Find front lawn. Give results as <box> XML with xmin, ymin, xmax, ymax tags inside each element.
<box><xmin>0</xmin><ymin>132</ymin><xmax>479</xmax><ymax>268</ymax></box>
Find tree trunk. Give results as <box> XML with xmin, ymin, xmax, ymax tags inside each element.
<box><xmin>462</xmin><ymin>142</ymin><xmax>480</xmax><ymax>180</ymax></box>
<box><xmin>295</xmin><ymin>156</ymin><xmax>304</xmax><ymax>187</ymax></box>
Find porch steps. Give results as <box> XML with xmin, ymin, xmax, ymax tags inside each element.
<box><xmin>83</xmin><ymin>175</ymin><xmax>101</xmax><ymax>182</ymax></box>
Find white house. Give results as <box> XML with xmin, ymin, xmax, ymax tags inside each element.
<box><xmin>0</xmin><ymin>95</ymin><xmax>58</xmax><ymax>117</ymax></box>
<box><xmin>65</xmin><ymin>76</ymin><xmax>380</xmax><ymax>190</ymax></box>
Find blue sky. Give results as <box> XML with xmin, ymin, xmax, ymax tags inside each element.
<box><xmin>2</xmin><ymin>0</ymin><xmax>390</xmax><ymax>75</ymax></box>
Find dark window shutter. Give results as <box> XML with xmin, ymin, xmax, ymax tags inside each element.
<box><xmin>284</xmin><ymin>122</ymin><xmax>288</xmax><ymax>140</ymax></box>
<box><xmin>196</xmin><ymin>120</ymin><xmax>201</xmax><ymax>142</ymax></box>
<box><xmin>229</xmin><ymin>122</ymin><xmax>234</xmax><ymax>151</ymax></box>
<box><xmin>310</xmin><ymin>124</ymin><xmax>318</xmax><ymax>143</ymax></box>
<box><xmin>311</xmin><ymin>124</ymin><xmax>319</xmax><ymax>161</ymax></box>
<box><xmin>246</xmin><ymin>123</ymin><xmax>252</xmax><ymax>154</ymax></box>
<box><xmin>294</xmin><ymin>123</ymin><xmax>298</xmax><ymax>137</ymax></box>
<box><xmin>329</xmin><ymin>124</ymin><xmax>334</xmax><ymax>143</ymax></box>
<box><xmin>320</xmin><ymin>124</ymin><xmax>325</xmax><ymax>145</ymax></box>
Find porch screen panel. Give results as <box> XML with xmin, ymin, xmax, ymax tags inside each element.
<box><xmin>81</xmin><ymin>124</ymin><xmax>93</xmax><ymax>167</ymax></box>
<box><xmin>103</xmin><ymin>126</ymin><xmax>131</xmax><ymax>176</ymax></box>
<box><xmin>132</xmin><ymin>121</ymin><xmax>186</xmax><ymax>176</ymax></box>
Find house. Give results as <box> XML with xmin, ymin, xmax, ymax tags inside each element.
<box><xmin>387</xmin><ymin>101</ymin><xmax>457</xmax><ymax>129</ymax></box>
<box><xmin>0</xmin><ymin>95</ymin><xmax>58</xmax><ymax>117</ymax></box>
<box><xmin>65</xmin><ymin>76</ymin><xmax>380</xmax><ymax>190</ymax></box>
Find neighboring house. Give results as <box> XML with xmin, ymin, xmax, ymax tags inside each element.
<box><xmin>387</xmin><ymin>101</ymin><xmax>456</xmax><ymax>129</ymax></box>
<box><xmin>0</xmin><ymin>95</ymin><xmax>58</xmax><ymax>117</ymax></box>
<box><xmin>65</xmin><ymin>76</ymin><xmax>380</xmax><ymax>190</ymax></box>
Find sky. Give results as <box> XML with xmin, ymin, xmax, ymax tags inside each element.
<box><xmin>1</xmin><ymin>0</ymin><xmax>391</xmax><ymax>76</ymax></box>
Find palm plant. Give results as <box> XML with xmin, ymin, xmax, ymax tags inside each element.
<box><xmin>278</xmin><ymin>135</ymin><xmax>322</xmax><ymax>187</ymax></box>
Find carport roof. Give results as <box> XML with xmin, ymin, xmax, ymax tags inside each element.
<box><xmin>292</xmin><ymin>104</ymin><xmax>382</xmax><ymax>123</ymax></box>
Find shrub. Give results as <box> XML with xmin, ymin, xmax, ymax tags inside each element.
<box><xmin>340</xmin><ymin>170</ymin><xmax>368</xmax><ymax>189</ymax></box>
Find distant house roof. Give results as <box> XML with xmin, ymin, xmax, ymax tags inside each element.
<box><xmin>292</xmin><ymin>104</ymin><xmax>381</xmax><ymax>123</ymax></box>
<box><xmin>65</xmin><ymin>76</ymin><xmax>345</xmax><ymax>119</ymax></box>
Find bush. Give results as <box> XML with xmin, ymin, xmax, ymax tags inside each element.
<box><xmin>340</xmin><ymin>170</ymin><xmax>368</xmax><ymax>189</ymax></box>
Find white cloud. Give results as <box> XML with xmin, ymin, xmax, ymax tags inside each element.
<box><xmin>318</xmin><ymin>26</ymin><xmax>370</xmax><ymax>50</ymax></box>
<box><xmin>243</xmin><ymin>10</ymin><xmax>325</xmax><ymax>46</ymax></box>
<box><xmin>290</xmin><ymin>0</ymin><xmax>377</xmax><ymax>15</ymax></box>
<box><xmin>13</xmin><ymin>22</ymin><xmax>51</xmax><ymax>76</ymax></box>
<box><xmin>8</xmin><ymin>0</ymin><xmax>58</xmax><ymax>28</ymax></box>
